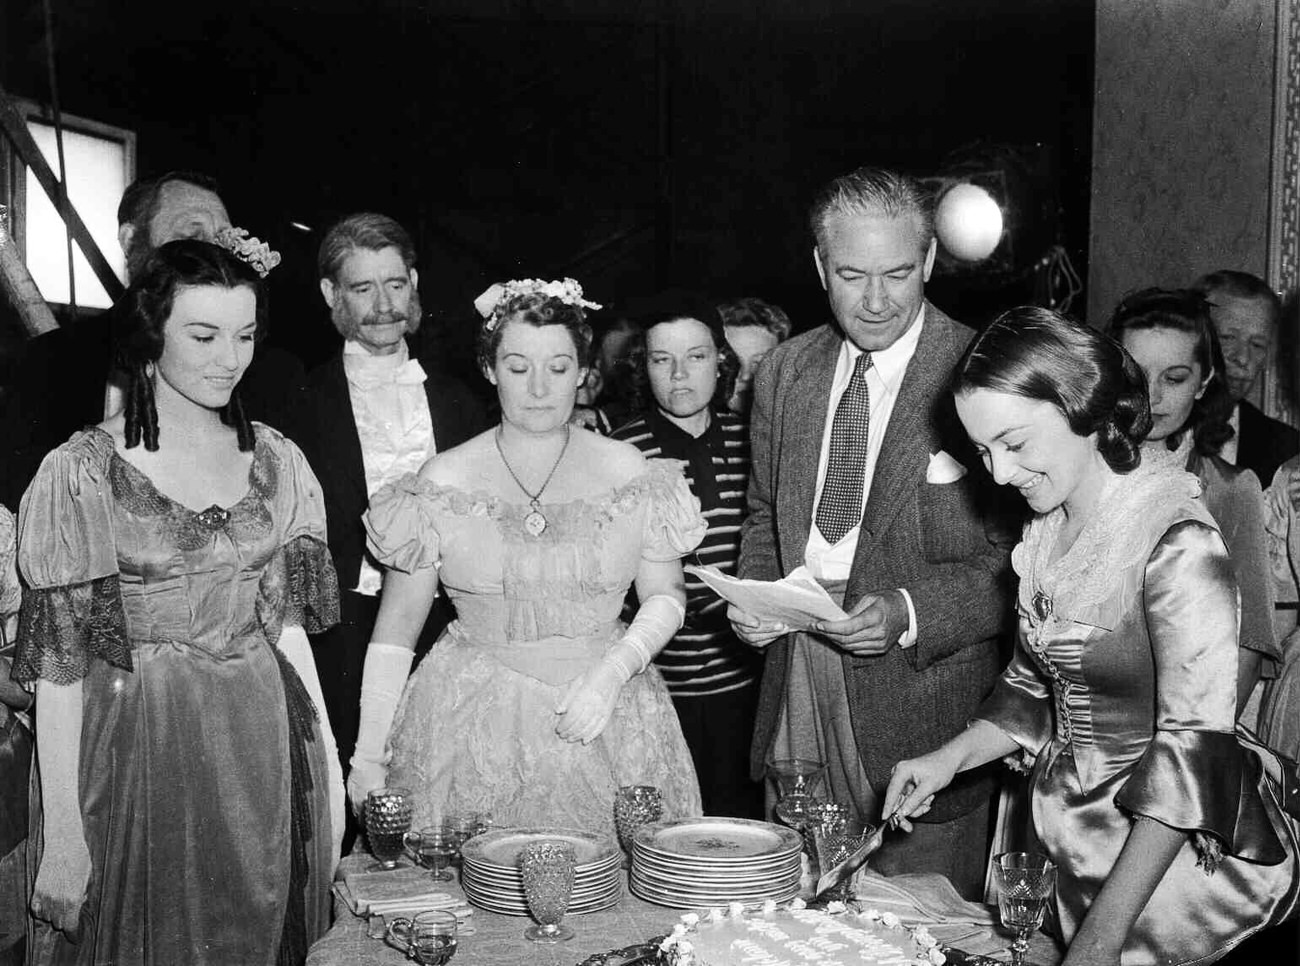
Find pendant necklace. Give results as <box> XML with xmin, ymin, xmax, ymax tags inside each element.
<box><xmin>495</xmin><ymin>425</ymin><xmax>571</xmax><ymax>537</ymax></box>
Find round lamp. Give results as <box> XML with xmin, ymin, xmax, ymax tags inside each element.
<box><xmin>935</xmin><ymin>183</ymin><xmax>1004</xmax><ymax>262</ymax></box>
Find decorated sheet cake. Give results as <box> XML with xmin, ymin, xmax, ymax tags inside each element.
<box><xmin>657</xmin><ymin>901</ymin><xmax>949</xmax><ymax>966</ymax></box>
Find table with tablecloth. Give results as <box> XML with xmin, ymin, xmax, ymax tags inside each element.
<box><xmin>308</xmin><ymin>854</ymin><xmax>1064</xmax><ymax>966</ymax></box>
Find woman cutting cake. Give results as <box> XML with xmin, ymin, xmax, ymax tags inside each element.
<box><xmin>884</xmin><ymin>308</ymin><xmax>1300</xmax><ymax>966</ymax></box>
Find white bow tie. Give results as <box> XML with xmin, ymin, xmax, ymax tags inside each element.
<box><xmin>346</xmin><ymin>358</ymin><xmax>427</xmax><ymax>392</ymax></box>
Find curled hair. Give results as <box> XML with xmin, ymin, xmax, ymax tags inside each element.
<box><xmin>1106</xmin><ymin>287</ymin><xmax>1232</xmax><ymax>457</ymax></box>
<box><xmin>622</xmin><ymin>293</ymin><xmax>738</xmax><ymax>415</ymax></box>
<box><xmin>113</xmin><ymin>239</ymin><xmax>266</xmax><ymax>452</ymax></box>
<box><xmin>954</xmin><ymin>306</ymin><xmax>1151</xmax><ymax>472</ymax></box>
<box><xmin>317</xmin><ymin>212</ymin><xmax>417</xmax><ymax>281</ymax></box>
<box><xmin>808</xmin><ymin>166</ymin><xmax>934</xmax><ymax>252</ymax></box>
<box><xmin>717</xmin><ymin>296</ymin><xmax>793</xmax><ymax>341</ymax></box>
<box><xmin>475</xmin><ymin>291</ymin><xmax>593</xmax><ymax>373</ymax></box>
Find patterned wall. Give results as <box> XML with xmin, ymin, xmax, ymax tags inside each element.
<box><xmin>1089</xmin><ymin>0</ymin><xmax>1277</xmax><ymax>322</ymax></box>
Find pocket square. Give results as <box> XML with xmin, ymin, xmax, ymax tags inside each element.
<box><xmin>926</xmin><ymin>450</ymin><xmax>968</xmax><ymax>484</ymax></box>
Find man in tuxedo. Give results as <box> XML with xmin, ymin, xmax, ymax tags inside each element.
<box><xmin>729</xmin><ymin>167</ymin><xmax>1014</xmax><ymax>898</ymax></box>
<box><xmin>286</xmin><ymin>213</ymin><xmax>487</xmax><ymax>798</ymax></box>
<box><xmin>1195</xmin><ymin>269</ymin><xmax>1299</xmax><ymax>487</ymax></box>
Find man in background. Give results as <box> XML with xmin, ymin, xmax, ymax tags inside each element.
<box><xmin>1194</xmin><ymin>269</ymin><xmax>1299</xmax><ymax>487</ymax></box>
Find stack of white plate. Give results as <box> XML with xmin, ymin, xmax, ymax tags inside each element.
<box><xmin>460</xmin><ymin>827</ymin><xmax>622</xmax><ymax>917</ymax></box>
<box><xmin>630</xmin><ymin>817</ymin><xmax>804</xmax><ymax>908</ymax></box>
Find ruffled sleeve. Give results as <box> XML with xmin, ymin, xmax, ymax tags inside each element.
<box><xmin>363</xmin><ymin>474</ymin><xmax>443</xmax><ymax>574</ymax></box>
<box><xmin>973</xmin><ymin>629</ymin><xmax>1054</xmax><ymax>764</ymax></box>
<box><xmin>640</xmin><ymin>462</ymin><xmax>707</xmax><ymax>562</ymax></box>
<box><xmin>1115</xmin><ymin>519</ymin><xmax>1285</xmax><ymax>863</ymax></box>
<box><xmin>257</xmin><ymin>429</ymin><xmax>341</xmax><ymax>640</ymax></box>
<box><xmin>13</xmin><ymin>431</ymin><xmax>130</xmax><ymax>684</ymax></box>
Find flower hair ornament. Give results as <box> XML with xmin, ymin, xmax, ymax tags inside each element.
<box><xmin>473</xmin><ymin>277</ymin><xmax>602</xmax><ymax>332</ymax></box>
<box><xmin>214</xmin><ymin>226</ymin><xmax>282</xmax><ymax>278</ymax></box>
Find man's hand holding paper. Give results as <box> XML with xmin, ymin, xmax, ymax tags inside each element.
<box><xmin>694</xmin><ymin>564</ymin><xmax>849</xmax><ymax>648</ymax></box>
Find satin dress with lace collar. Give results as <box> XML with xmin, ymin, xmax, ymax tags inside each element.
<box><xmin>977</xmin><ymin>462</ymin><xmax>1300</xmax><ymax>965</ymax></box>
<box><xmin>364</xmin><ymin>462</ymin><xmax>706</xmax><ymax>837</ymax></box>
<box><xmin>12</xmin><ymin>426</ymin><xmax>340</xmax><ymax>966</ymax></box>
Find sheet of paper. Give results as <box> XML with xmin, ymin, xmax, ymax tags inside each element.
<box><xmin>685</xmin><ymin>564</ymin><xmax>848</xmax><ymax>630</ymax></box>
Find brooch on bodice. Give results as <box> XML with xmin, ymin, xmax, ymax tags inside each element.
<box><xmin>1032</xmin><ymin>590</ymin><xmax>1053</xmax><ymax>621</ymax></box>
<box><xmin>195</xmin><ymin>505</ymin><xmax>232</xmax><ymax>531</ymax></box>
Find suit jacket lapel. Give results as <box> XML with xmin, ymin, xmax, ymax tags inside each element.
<box><xmin>777</xmin><ymin>327</ymin><xmax>840</xmax><ymax>575</ymax></box>
<box><xmin>857</xmin><ymin>308</ymin><xmax>949</xmax><ymax>557</ymax></box>
<box><xmin>324</xmin><ymin>353</ymin><xmax>368</xmax><ymax>500</ymax></box>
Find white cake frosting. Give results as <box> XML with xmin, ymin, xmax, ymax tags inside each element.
<box><xmin>659</xmin><ymin>904</ymin><xmax>948</xmax><ymax>966</ymax></box>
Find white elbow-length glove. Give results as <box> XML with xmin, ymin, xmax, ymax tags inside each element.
<box><xmin>347</xmin><ymin>643</ymin><xmax>414</xmax><ymax>817</ymax></box>
<box><xmin>555</xmin><ymin>594</ymin><xmax>685</xmax><ymax>744</ymax></box>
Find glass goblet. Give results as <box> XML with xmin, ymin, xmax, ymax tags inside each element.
<box><xmin>384</xmin><ymin>909</ymin><xmax>458</xmax><ymax>965</ymax></box>
<box><xmin>469</xmin><ymin>811</ymin><xmax>494</xmax><ymax>838</ymax></box>
<box><xmin>769</xmin><ymin>759</ymin><xmax>827</xmax><ymax>852</ymax></box>
<box><xmin>811</xmin><ymin>813</ymin><xmax>868</xmax><ymax>903</ymax></box>
<box><xmin>364</xmin><ymin>786</ymin><xmax>413</xmax><ymax>871</ymax></box>
<box><xmin>442</xmin><ymin>814</ymin><xmax>477</xmax><ymax>865</ymax></box>
<box><xmin>993</xmin><ymin>851</ymin><xmax>1057</xmax><ymax>966</ymax></box>
<box><xmin>410</xmin><ymin>825</ymin><xmax>457</xmax><ymax>882</ymax></box>
<box><xmin>519</xmin><ymin>840</ymin><xmax>577</xmax><ymax>943</ymax></box>
<box><xmin>614</xmin><ymin>785</ymin><xmax>663</xmax><ymax>854</ymax></box>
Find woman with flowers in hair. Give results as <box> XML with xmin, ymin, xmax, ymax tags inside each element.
<box><xmin>347</xmin><ymin>278</ymin><xmax>705</xmax><ymax>837</ymax></box>
<box><xmin>15</xmin><ymin>239</ymin><xmax>342</xmax><ymax>966</ymax></box>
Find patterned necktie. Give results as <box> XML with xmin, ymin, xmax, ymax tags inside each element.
<box><xmin>815</xmin><ymin>351</ymin><xmax>872</xmax><ymax>544</ymax></box>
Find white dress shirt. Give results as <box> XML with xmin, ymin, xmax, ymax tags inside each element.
<box><xmin>344</xmin><ymin>339</ymin><xmax>436</xmax><ymax>595</ymax></box>
<box><xmin>803</xmin><ymin>307</ymin><xmax>923</xmax><ymax>645</ymax></box>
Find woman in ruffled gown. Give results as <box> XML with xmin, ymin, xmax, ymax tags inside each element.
<box><xmin>885</xmin><ymin>308</ymin><xmax>1299</xmax><ymax>966</ymax></box>
<box><xmin>346</xmin><ymin>279</ymin><xmax>705</xmax><ymax>837</ymax></box>
<box><xmin>15</xmin><ymin>240</ymin><xmax>343</xmax><ymax>966</ymax></box>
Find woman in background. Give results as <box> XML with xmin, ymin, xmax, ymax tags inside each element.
<box><xmin>1108</xmin><ymin>287</ymin><xmax>1278</xmax><ymax>717</ymax></box>
<box><xmin>16</xmin><ymin>240</ymin><xmax>341</xmax><ymax>966</ymax></box>
<box><xmin>886</xmin><ymin>307</ymin><xmax>1298</xmax><ymax>966</ymax></box>
<box><xmin>612</xmin><ymin>293</ymin><xmax>762</xmax><ymax>818</ymax></box>
<box><xmin>347</xmin><ymin>279</ymin><xmax>704</xmax><ymax>837</ymax></box>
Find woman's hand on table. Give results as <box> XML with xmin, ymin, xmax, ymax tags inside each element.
<box><xmin>881</xmin><ymin>751</ymin><xmax>956</xmax><ymax>832</ymax></box>
<box><xmin>31</xmin><ymin>833</ymin><xmax>91</xmax><ymax>938</ymax></box>
<box><xmin>555</xmin><ymin>660</ymin><xmax>623</xmax><ymax>744</ymax></box>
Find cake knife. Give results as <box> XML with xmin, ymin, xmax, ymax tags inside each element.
<box><xmin>814</xmin><ymin>807</ymin><xmax>900</xmax><ymax>897</ymax></box>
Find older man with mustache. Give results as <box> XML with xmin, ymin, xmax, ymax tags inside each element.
<box><xmin>285</xmin><ymin>213</ymin><xmax>486</xmax><ymax>847</ymax></box>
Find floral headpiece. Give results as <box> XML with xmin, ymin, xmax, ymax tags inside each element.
<box><xmin>473</xmin><ymin>277</ymin><xmax>602</xmax><ymax>332</ymax></box>
<box><xmin>214</xmin><ymin>226</ymin><xmax>282</xmax><ymax>278</ymax></box>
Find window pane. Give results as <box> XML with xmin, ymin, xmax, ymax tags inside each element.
<box><xmin>24</xmin><ymin>122</ymin><xmax>128</xmax><ymax>309</ymax></box>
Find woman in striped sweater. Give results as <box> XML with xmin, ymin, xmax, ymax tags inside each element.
<box><xmin>612</xmin><ymin>293</ymin><xmax>763</xmax><ymax>818</ymax></box>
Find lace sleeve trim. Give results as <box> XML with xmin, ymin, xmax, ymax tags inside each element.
<box><xmin>12</xmin><ymin>574</ymin><xmax>131</xmax><ymax>684</ymax></box>
<box><xmin>283</xmin><ymin>535</ymin><xmax>341</xmax><ymax>634</ymax></box>
<box><xmin>259</xmin><ymin>536</ymin><xmax>341</xmax><ymax>644</ymax></box>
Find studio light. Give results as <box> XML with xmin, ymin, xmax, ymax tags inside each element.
<box><xmin>935</xmin><ymin>183</ymin><xmax>1003</xmax><ymax>262</ymax></box>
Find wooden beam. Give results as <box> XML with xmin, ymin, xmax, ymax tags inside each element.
<box><xmin>0</xmin><ymin>82</ymin><xmax>125</xmax><ymax>303</ymax></box>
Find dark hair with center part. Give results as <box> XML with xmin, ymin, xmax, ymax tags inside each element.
<box><xmin>113</xmin><ymin>239</ymin><xmax>265</xmax><ymax>452</ymax></box>
<box><xmin>953</xmin><ymin>306</ymin><xmax>1151</xmax><ymax>472</ymax></box>
<box><xmin>1106</xmin><ymin>287</ymin><xmax>1232</xmax><ymax>457</ymax></box>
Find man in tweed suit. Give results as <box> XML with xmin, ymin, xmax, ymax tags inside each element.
<box><xmin>730</xmin><ymin>167</ymin><xmax>1015</xmax><ymax>897</ymax></box>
